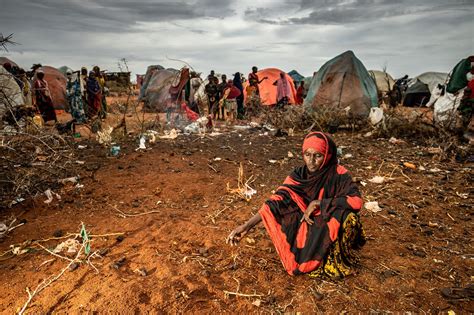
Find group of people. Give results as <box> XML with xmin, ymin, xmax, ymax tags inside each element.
<box><xmin>203</xmin><ymin>66</ymin><xmax>306</xmax><ymax>123</ymax></box>
<box><xmin>1</xmin><ymin>62</ymin><xmax>108</xmax><ymax>126</ymax></box>
<box><xmin>204</xmin><ymin>70</ymin><xmax>244</xmax><ymax>123</ymax></box>
<box><xmin>67</xmin><ymin>66</ymin><xmax>108</xmax><ymax>124</ymax></box>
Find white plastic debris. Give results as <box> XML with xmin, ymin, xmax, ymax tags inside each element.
<box><xmin>343</xmin><ymin>153</ymin><xmax>353</xmax><ymax>159</ymax></box>
<box><xmin>97</xmin><ymin>126</ymin><xmax>113</xmax><ymax>145</ymax></box>
<box><xmin>287</xmin><ymin>151</ymin><xmax>294</xmax><ymax>158</ymax></box>
<box><xmin>268</xmin><ymin>159</ymin><xmax>278</xmax><ymax>164</ymax></box>
<box><xmin>11</xmin><ymin>246</ymin><xmax>28</xmax><ymax>255</ymax></box>
<box><xmin>75</xmin><ymin>160</ymin><xmax>85</xmax><ymax>165</ymax></box>
<box><xmin>11</xmin><ymin>197</ymin><xmax>25</xmax><ymax>205</ymax></box>
<box><xmin>364</xmin><ymin>131</ymin><xmax>373</xmax><ymax>137</ymax></box>
<box><xmin>244</xmin><ymin>187</ymin><xmax>257</xmax><ymax>200</ymax></box>
<box><xmin>159</xmin><ymin>129</ymin><xmax>179</xmax><ymax>139</ymax></box>
<box><xmin>53</xmin><ymin>239</ymin><xmax>81</xmax><ymax>254</ymax></box>
<box><xmin>369</xmin><ymin>107</ymin><xmax>384</xmax><ymax>125</ymax></box>
<box><xmin>58</xmin><ymin>176</ymin><xmax>79</xmax><ymax>185</ymax></box>
<box><xmin>360</xmin><ymin>181</ymin><xmax>367</xmax><ymax>187</ymax></box>
<box><xmin>233</xmin><ymin>125</ymin><xmax>251</xmax><ymax>130</ymax></box>
<box><xmin>77</xmin><ymin>145</ymin><xmax>87</xmax><ymax>149</ymax></box>
<box><xmin>213</xmin><ymin>157</ymin><xmax>222</xmax><ymax>161</ymax></box>
<box><xmin>145</xmin><ymin>130</ymin><xmax>158</xmax><ymax>144</ymax></box>
<box><xmin>137</xmin><ymin>136</ymin><xmax>146</xmax><ymax>150</ymax></box>
<box><xmin>364</xmin><ymin>201</ymin><xmax>382</xmax><ymax>213</ymax></box>
<box><xmin>389</xmin><ymin>137</ymin><xmax>405</xmax><ymax>145</ymax></box>
<box><xmin>368</xmin><ymin>176</ymin><xmax>386</xmax><ymax>184</ymax></box>
<box><xmin>44</xmin><ymin>189</ymin><xmax>61</xmax><ymax>204</ymax></box>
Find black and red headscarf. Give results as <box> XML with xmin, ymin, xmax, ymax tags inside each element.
<box><xmin>259</xmin><ymin>132</ymin><xmax>363</xmax><ymax>275</ymax></box>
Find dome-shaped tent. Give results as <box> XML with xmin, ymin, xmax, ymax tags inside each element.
<box><xmin>304</xmin><ymin>50</ymin><xmax>378</xmax><ymax>118</ymax></box>
<box><xmin>368</xmin><ymin>70</ymin><xmax>395</xmax><ymax>94</ymax></box>
<box><xmin>0</xmin><ymin>65</ymin><xmax>24</xmax><ymax>117</ymax></box>
<box><xmin>36</xmin><ymin>66</ymin><xmax>68</xmax><ymax>110</ymax></box>
<box><xmin>243</xmin><ymin>68</ymin><xmax>297</xmax><ymax>106</ymax></box>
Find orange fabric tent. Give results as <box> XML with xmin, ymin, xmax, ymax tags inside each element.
<box><xmin>243</xmin><ymin>68</ymin><xmax>297</xmax><ymax>106</ymax></box>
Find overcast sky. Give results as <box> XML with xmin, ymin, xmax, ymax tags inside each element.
<box><xmin>1</xmin><ymin>0</ymin><xmax>473</xmax><ymax>80</ymax></box>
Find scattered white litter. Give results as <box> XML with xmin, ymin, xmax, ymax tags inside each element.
<box><xmin>389</xmin><ymin>137</ymin><xmax>405</xmax><ymax>145</ymax></box>
<box><xmin>136</xmin><ymin>136</ymin><xmax>146</xmax><ymax>150</ymax></box>
<box><xmin>44</xmin><ymin>189</ymin><xmax>61</xmax><ymax>204</ymax></box>
<box><xmin>368</xmin><ymin>176</ymin><xmax>386</xmax><ymax>184</ymax></box>
<box><xmin>159</xmin><ymin>129</ymin><xmax>179</xmax><ymax>140</ymax></box>
<box><xmin>58</xmin><ymin>176</ymin><xmax>79</xmax><ymax>185</ymax></box>
<box><xmin>268</xmin><ymin>159</ymin><xmax>278</xmax><ymax>164</ymax></box>
<box><xmin>287</xmin><ymin>151</ymin><xmax>294</xmax><ymax>158</ymax></box>
<box><xmin>364</xmin><ymin>201</ymin><xmax>382</xmax><ymax>213</ymax></box>
<box><xmin>244</xmin><ymin>187</ymin><xmax>257</xmax><ymax>200</ymax></box>
<box><xmin>53</xmin><ymin>239</ymin><xmax>81</xmax><ymax>254</ymax></box>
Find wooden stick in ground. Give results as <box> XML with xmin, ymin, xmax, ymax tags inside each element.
<box><xmin>18</xmin><ymin>243</ymin><xmax>85</xmax><ymax>315</ymax></box>
<box><xmin>108</xmin><ymin>203</ymin><xmax>161</xmax><ymax>218</ymax></box>
<box><xmin>223</xmin><ymin>291</ymin><xmax>263</xmax><ymax>298</ymax></box>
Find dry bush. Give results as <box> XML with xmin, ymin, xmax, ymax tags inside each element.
<box><xmin>251</xmin><ymin>102</ymin><xmax>363</xmax><ymax>133</ymax></box>
<box><xmin>0</xmin><ymin>129</ymin><xmax>78</xmax><ymax>209</ymax></box>
<box><xmin>373</xmin><ymin>107</ymin><xmax>463</xmax><ymax>156</ymax></box>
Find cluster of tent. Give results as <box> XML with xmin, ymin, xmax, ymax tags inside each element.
<box><xmin>0</xmin><ymin>57</ymin><xmax>68</xmax><ymax>115</ymax></box>
<box><xmin>2</xmin><ymin>51</ymin><xmax>472</xmax><ymax>128</ymax></box>
<box><xmin>140</xmin><ymin>50</ymin><xmax>381</xmax><ymax>118</ymax></box>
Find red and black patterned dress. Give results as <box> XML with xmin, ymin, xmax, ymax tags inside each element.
<box><xmin>259</xmin><ymin>132</ymin><xmax>366</xmax><ymax>277</ymax></box>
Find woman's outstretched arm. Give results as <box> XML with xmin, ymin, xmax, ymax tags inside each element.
<box><xmin>226</xmin><ymin>213</ymin><xmax>262</xmax><ymax>246</ymax></box>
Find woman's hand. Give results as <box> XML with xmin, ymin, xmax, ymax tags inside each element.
<box><xmin>300</xmin><ymin>200</ymin><xmax>321</xmax><ymax>225</ymax></box>
<box><xmin>226</xmin><ymin>224</ymin><xmax>249</xmax><ymax>246</ymax></box>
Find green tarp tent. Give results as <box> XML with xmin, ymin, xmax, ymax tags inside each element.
<box><xmin>446</xmin><ymin>58</ymin><xmax>472</xmax><ymax>94</ymax></box>
<box><xmin>304</xmin><ymin>50</ymin><xmax>378</xmax><ymax>118</ymax></box>
<box><xmin>288</xmin><ymin>70</ymin><xmax>305</xmax><ymax>86</ymax></box>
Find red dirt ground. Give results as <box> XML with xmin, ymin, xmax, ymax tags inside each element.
<box><xmin>0</xmin><ymin>102</ymin><xmax>473</xmax><ymax>313</ymax></box>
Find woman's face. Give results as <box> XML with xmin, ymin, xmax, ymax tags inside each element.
<box><xmin>303</xmin><ymin>147</ymin><xmax>324</xmax><ymax>173</ymax></box>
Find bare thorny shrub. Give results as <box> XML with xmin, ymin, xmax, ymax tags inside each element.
<box><xmin>0</xmin><ymin>81</ymin><xmax>78</xmax><ymax>209</ymax></box>
<box><xmin>370</xmin><ymin>107</ymin><xmax>466</xmax><ymax>159</ymax></box>
<box><xmin>249</xmin><ymin>102</ymin><xmax>360</xmax><ymax>133</ymax></box>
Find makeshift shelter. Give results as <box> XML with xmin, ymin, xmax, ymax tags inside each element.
<box><xmin>288</xmin><ymin>70</ymin><xmax>305</xmax><ymax>86</ymax></box>
<box><xmin>142</xmin><ymin>68</ymin><xmax>179</xmax><ymax>111</ymax></box>
<box><xmin>368</xmin><ymin>70</ymin><xmax>395</xmax><ymax>94</ymax></box>
<box><xmin>0</xmin><ymin>57</ymin><xmax>18</xmax><ymax>68</ymax></box>
<box><xmin>304</xmin><ymin>50</ymin><xmax>378</xmax><ymax>118</ymax></box>
<box><xmin>35</xmin><ymin>66</ymin><xmax>68</xmax><ymax>110</ymax></box>
<box><xmin>0</xmin><ymin>65</ymin><xmax>24</xmax><ymax>117</ymax></box>
<box><xmin>243</xmin><ymin>68</ymin><xmax>297</xmax><ymax>106</ymax></box>
<box><xmin>139</xmin><ymin>65</ymin><xmax>165</xmax><ymax>100</ymax></box>
<box><xmin>403</xmin><ymin>72</ymin><xmax>448</xmax><ymax>107</ymax></box>
<box><xmin>58</xmin><ymin>66</ymin><xmax>74</xmax><ymax>76</ymax></box>
<box><xmin>446</xmin><ymin>57</ymin><xmax>473</xmax><ymax>94</ymax></box>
